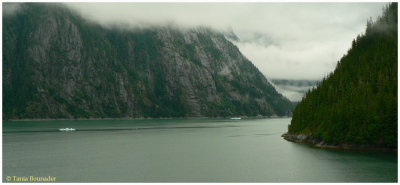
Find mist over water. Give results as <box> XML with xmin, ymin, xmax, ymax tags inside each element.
<box><xmin>3</xmin><ymin>119</ymin><xmax>397</xmax><ymax>182</ymax></box>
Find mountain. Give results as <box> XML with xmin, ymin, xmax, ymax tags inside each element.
<box><xmin>270</xmin><ymin>79</ymin><xmax>319</xmax><ymax>102</ymax></box>
<box><xmin>3</xmin><ymin>3</ymin><xmax>293</xmax><ymax>120</ymax></box>
<box><xmin>285</xmin><ymin>3</ymin><xmax>397</xmax><ymax>149</ymax></box>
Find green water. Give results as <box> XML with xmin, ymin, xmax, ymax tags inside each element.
<box><xmin>3</xmin><ymin>118</ymin><xmax>397</xmax><ymax>182</ymax></box>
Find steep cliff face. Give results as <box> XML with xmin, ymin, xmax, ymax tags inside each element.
<box><xmin>3</xmin><ymin>3</ymin><xmax>293</xmax><ymax>119</ymax></box>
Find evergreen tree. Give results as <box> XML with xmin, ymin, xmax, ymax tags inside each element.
<box><xmin>289</xmin><ymin>3</ymin><xmax>397</xmax><ymax>148</ymax></box>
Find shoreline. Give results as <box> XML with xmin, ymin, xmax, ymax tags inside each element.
<box><xmin>282</xmin><ymin>132</ymin><xmax>397</xmax><ymax>152</ymax></box>
<box><xmin>4</xmin><ymin>116</ymin><xmax>291</xmax><ymax>122</ymax></box>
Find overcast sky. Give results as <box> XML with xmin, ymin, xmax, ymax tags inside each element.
<box><xmin>64</xmin><ymin>2</ymin><xmax>386</xmax><ymax>80</ymax></box>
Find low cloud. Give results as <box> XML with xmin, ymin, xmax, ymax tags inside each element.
<box><xmin>3</xmin><ymin>3</ymin><xmax>23</xmax><ymax>16</ymax></box>
<box><xmin>62</xmin><ymin>3</ymin><xmax>387</xmax><ymax>80</ymax></box>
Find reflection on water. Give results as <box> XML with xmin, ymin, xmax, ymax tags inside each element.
<box><xmin>3</xmin><ymin>118</ymin><xmax>397</xmax><ymax>182</ymax></box>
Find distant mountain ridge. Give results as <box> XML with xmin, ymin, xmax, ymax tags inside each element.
<box><xmin>270</xmin><ymin>79</ymin><xmax>319</xmax><ymax>102</ymax></box>
<box><xmin>3</xmin><ymin>3</ymin><xmax>293</xmax><ymax>119</ymax></box>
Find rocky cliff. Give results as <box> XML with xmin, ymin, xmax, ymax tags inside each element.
<box><xmin>3</xmin><ymin>3</ymin><xmax>293</xmax><ymax>119</ymax></box>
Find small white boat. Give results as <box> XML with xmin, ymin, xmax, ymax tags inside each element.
<box><xmin>59</xmin><ymin>128</ymin><xmax>76</xmax><ymax>132</ymax></box>
<box><xmin>230</xmin><ymin>117</ymin><xmax>241</xmax><ymax>120</ymax></box>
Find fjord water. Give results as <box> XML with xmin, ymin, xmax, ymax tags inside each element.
<box><xmin>3</xmin><ymin>118</ymin><xmax>397</xmax><ymax>182</ymax></box>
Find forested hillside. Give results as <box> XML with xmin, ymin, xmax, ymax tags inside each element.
<box><xmin>3</xmin><ymin>3</ymin><xmax>293</xmax><ymax>119</ymax></box>
<box><xmin>288</xmin><ymin>3</ymin><xmax>397</xmax><ymax>148</ymax></box>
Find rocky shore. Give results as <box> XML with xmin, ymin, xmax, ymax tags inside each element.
<box><xmin>282</xmin><ymin>132</ymin><xmax>397</xmax><ymax>152</ymax></box>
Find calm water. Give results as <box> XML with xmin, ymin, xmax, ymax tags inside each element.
<box><xmin>3</xmin><ymin>118</ymin><xmax>397</xmax><ymax>182</ymax></box>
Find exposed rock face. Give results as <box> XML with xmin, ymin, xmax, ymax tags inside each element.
<box><xmin>282</xmin><ymin>132</ymin><xmax>397</xmax><ymax>151</ymax></box>
<box><xmin>3</xmin><ymin>3</ymin><xmax>293</xmax><ymax>119</ymax></box>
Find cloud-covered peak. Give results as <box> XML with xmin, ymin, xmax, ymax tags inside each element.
<box><xmin>62</xmin><ymin>3</ymin><xmax>388</xmax><ymax>79</ymax></box>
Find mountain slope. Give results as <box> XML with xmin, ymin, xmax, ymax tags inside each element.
<box><xmin>3</xmin><ymin>3</ymin><xmax>293</xmax><ymax>119</ymax></box>
<box><xmin>286</xmin><ymin>3</ymin><xmax>397</xmax><ymax>149</ymax></box>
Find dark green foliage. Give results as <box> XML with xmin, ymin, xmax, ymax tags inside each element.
<box><xmin>289</xmin><ymin>3</ymin><xmax>397</xmax><ymax>148</ymax></box>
